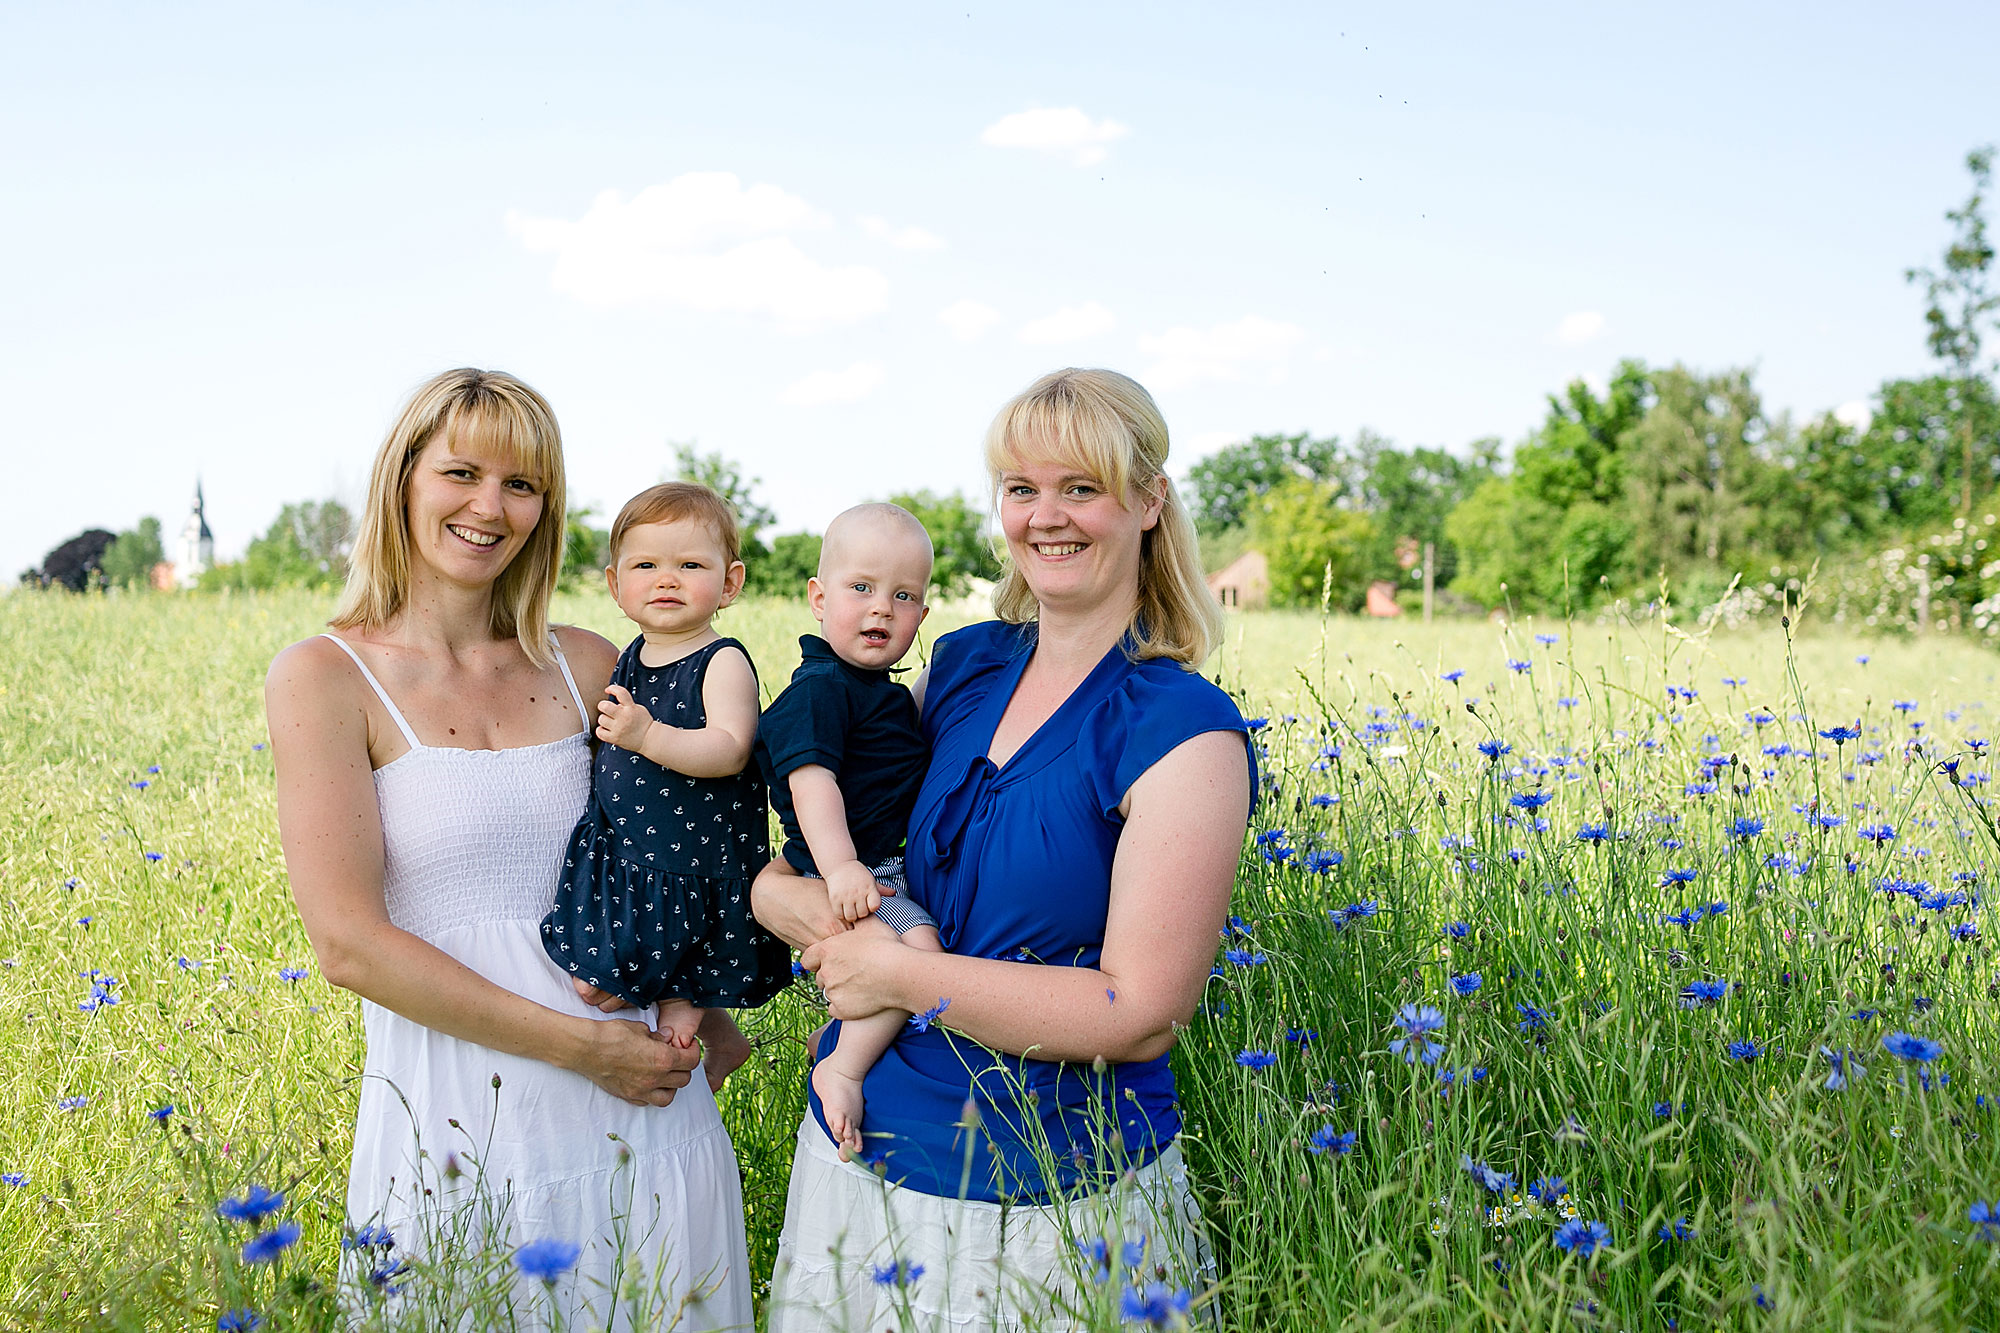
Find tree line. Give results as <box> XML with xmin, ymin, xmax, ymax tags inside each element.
<box><xmin>1192</xmin><ymin>145</ymin><xmax>2000</xmax><ymax>625</ymax></box>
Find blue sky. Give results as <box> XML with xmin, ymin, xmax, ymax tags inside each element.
<box><xmin>5</xmin><ymin>1</ymin><xmax>1996</xmax><ymax>578</ymax></box>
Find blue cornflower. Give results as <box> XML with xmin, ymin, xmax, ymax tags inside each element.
<box><xmin>1816</xmin><ymin>813</ymin><xmax>1846</xmax><ymax>829</ymax></box>
<box><xmin>56</xmin><ymin>1095</ymin><xmax>87</xmax><ymax>1112</ymax></box>
<box><xmin>1286</xmin><ymin>1027</ymin><xmax>1317</xmax><ymax>1045</ymax></box>
<box><xmin>1951</xmin><ymin>923</ymin><xmax>1979</xmax><ymax>940</ymax></box>
<box><xmin>1120</xmin><ymin>1283</ymin><xmax>1194</xmax><ymax>1326</ymax></box>
<box><xmin>1516</xmin><ymin>1003</ymin><xmax>1551</xmax><ymax>1035</ymax></box>
<box><xmin>1576</xmin><ymin>823</ymin><xmax>1610</xmax><ymax>843</ymax></box>
<box><xmin>1508</xmin><ymin>659</ymin><xmax>1532</xmax><ymax>673</ymax></box>
<box><xmin>216</xmin><ymin>1313</ymin><xmax>261</xmax><ymax>1333</ymax></box>
<box><xmin>1301</xmin><ymin>849</ymin><xmax>1343</xmax><ymax>873</ymax></box>
<box><xmin>2</xmin><ymin>1172</ymin><xmax>27</xmax><ymax>1186</ymax></box>
<box><xmin>870</xmin><ymin>1258</ymin><xmax>925</xmax><ymax>1288</ymax></box>
<box><xmin>1683</xmin><ymin>782</ymin><xmax>1717</xmax><ymax>797</ymax></box>
<box><xmin>240</xmin><ymin>1222</ymin><xmax>301</xmax><ymax>1265</ymax></box>
<box><xmin>1553</xmin><ymin>1218</ymin><xmax>1611</xmax><ymax>1256</ymax></box>
<box><xmin>1528</xmin><ymin>1176</ymin><xmax>1565</xmax><ymax>1204</ymax></box>
<box><xmin>1849</xmin><ymin>1008</ymin><xmax>1880</xmax><ymax>1021</ymax></box>
<box><xmin>1679</xmin><ymin>979</ymin><xmax>1729</xmax><ymax>1008</ymax></box>
<box><xmin>144</xmin><ymin>852</ymin><xmax>164</xmax><ymax>862</ymax></box>
<box><xmin>1390</xmin><ymin>1004</ymin><xmax>1447</xmax><ymax>1065</ymax></box>
<box><xmin>1450</xmin><ymin>973</ymin><xmax>1482</xmax><ymax>997</ymax></box>
<box><xmin>1971</xmin><ymin>1201</ymin><xmax>2000</xmax><ymax>1241</ymax></box>
<box><xmin>1704</xmin><ymin>901</ymin><xmax>1730</xmax><ymax>918</ymax></box>
<box><xmin>1460</xmin><ymin>1155</ymin><xmax>1515</xmax><ymax>1194</ymax></box>
<box><xmin>148</xmin><ymin>1105</ymin><xmax>174</xmax><ymax>1123</ymax></box>
<box><xmin>1726</xmin><ymin>1039</ymin><xmax>1762</xmax><ymax>1062</ymax></box>
<box><xmin>1510</xmin><ymin>791</ymin><xmax>1553</xmax><ymax>811</ymax></box>
<box><xmin>1821</xmin><ymin>1046</ymin><xmax>1862</xmax><ymax>1091</ymax></box>
<box><xmin>1235</xmin><ymin>1050</ymin><xmax>1279</xmax><ymax>1070</ymax></box>
<box><xmin>1477</xmin><ymin>739</ymin><xmax>1512</xmax><ymax>760</ymax></box>
<box><xmin>513</xmin><ymin>1237</ymin><xmax>582</xmax><ymax>1283</ymax></box>
<box><xmin>1441</xmin><ymin>669</ymin><xmax>1466</xmax><ymax>683</ymax></box>
<box><xmin>1307</xmin><ymin>793</ymin><xmax>1337</xmax><ymax>808</ymax></box>
<box><xmin>1535</xmin><ymin>633</ymin><xmax>1559</xmax><ymax>645</ymax></box>
<box><xmin>1858</xmin><ymin>822</ymin><xmax>1896</xmax><ymax>843</ymax></box>
<box><xmin>1652</xmin><ymin>1101</ymin><xmax>1673</xmax><ymax>1118</ymax></box>
<box><xmin>130</xmin><ymin>780</ymin><xmax>150</xmax><ymax>791</ymax></box>
<box><xmin>343</xmin><ymin>1223</ymin><xmax>396</xmax><ymax>1251</ymax></box>
<box><xmin>907</xmin><ymin>998</ymin><xmax>952</xmax><ymax>1032</ymax></box>
<box><xmin>1223</xmin><ymin>948</ymin><xmax>1267</xmax><ymax>967</ymax></box>
<box><xmin>216</xmin><ymin>1184</ymin><xmax>286</xmax><ymax>1224</ymax></box>
<box><xmin>1746</xmin><ymin>710</ymin><xmax>1776</xmax><ymax>727</ymax></box>
<box><xmin>1657</xmin><ymin>1217</ymin><xmax>1695</xmax><ymax>1241</ymax></box>
<box><xmin>1345</xmin><ymin>899</ymin><xmax>1378</xmax><ymax>918</ymax></box>
<box><xmin>1660</xmin><ymin>867</ymin><xmax>1698</xmax><ymax>886</ymax></box>
<box><xmin>1661</xmin><ymin>908</ymin><xmax>1701</xmax><ymax>927</ymax></box>
<box><xmin>1728</xmin><ymin>817</ymin><xmax>1765</xmax><ymax>839</ymax></box>
<box><xmin>1443</xmin><ymin>921</ymin><xmax>1471</xmax><ymax>938</ymax></box>
<box><xmin>1754</xmin><ymin>1284</ymin><xmax>1774</xmax><ymax>1310</ymax></box>
<box><xmin>1892</xmin><ymin>700</ymin><xmax>1917</xmax><ymax>713</ymax></box>
<box><xmin>1882</xmin><ymin>1032</ymin><xmax>1942</xmax><ymax>1063</ymax></box>
<box><xmin>1557</xmin><ymin>696</ymin><xmax>1579</xmax><ymax>708</ymax></box>
<box><xmin>1307</xmin><ymin>1126</ymin><xmax>1358</xmax><ymax>1155</ymax></box>
<box><xmin>1242</xmin><ymin>716</ymin><xmax>1269</xmax><ymax>732</ymax></box>
<box><xmin>278</xmin><ymin>966</ymin><xmax>309</xmax><ymax>983</ymax></box>
<box><xmin>176</xmin><ymin>956</ymin><xmax>203</xmax><ymax>971</ymax></box>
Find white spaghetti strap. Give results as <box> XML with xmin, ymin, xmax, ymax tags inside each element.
<box><xmin>318</xmin><ymin>633</ymin><xmax>423</xmax><ymax>751</ymax></box>
<box><xmin>549</xmin><ymin>634</ymin><xmax>591</xmax><ymax>731</ymax></box>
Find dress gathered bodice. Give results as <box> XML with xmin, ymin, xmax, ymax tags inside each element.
<box><xmin>375</xmin><ymin>736</ymin><xmax>591</xmax><ymax>941</ymax></box>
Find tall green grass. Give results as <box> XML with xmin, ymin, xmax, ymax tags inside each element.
<box><xmin>1</xmin><ymin>589</ymin><xmax>1996</xmax><ymax>1329</ymax></box>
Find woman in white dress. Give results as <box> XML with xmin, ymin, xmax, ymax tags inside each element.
<box><xmin>265</xmin><ymin>368</ymin><xmax>755</xmax><ymax>1329</ymax></box>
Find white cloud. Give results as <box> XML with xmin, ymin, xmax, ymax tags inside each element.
<box><xmin>857</xmin><ymin>215</ymin><xmax>946</xmax><ymax>251</ymax></box>
<box><xmin>507</xmin><ymin>172</ymin><xmax>887</xmax><ymax>333</ymax></box>
<box><xmin>1018</xmin><ymin>301</ymin><xmax>1117</xmax><ymax>345</ymax></box>
<box><xmin>1834</xmin><ymin>399</ymin><xmax>1873</xmax><ymax>432</ymax></box>
<box><xmin>938</xmin><ymin>299</ymin><xmax>1002</xmax><ymax>342</ymax></box>
<box><xmin>981</xmin><ymin>107</ymin><xmax>1130</xmax><ymax>166</ymax></box>
<box><xmin>779</xmin><ymin>361</ymin><xmax>885</xmax><ymax>408</ymax></box>
<box><xmin>1553</xmin><ymin>310</ymin><xmax>1606</xmax><ymax>346</ymax></box>
<box><xmin>1138</xmin><ymin>315</ymin><xmax>1307</xmax><ymax>390</ymax></box>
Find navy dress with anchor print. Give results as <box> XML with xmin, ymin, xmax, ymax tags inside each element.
<box><xmin>540</xmin><ymin>636</ymin><xmax>791</xmax><ymax>1010</ymax></box>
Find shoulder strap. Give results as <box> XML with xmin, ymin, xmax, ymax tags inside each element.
<box><xmin>318</xmin><ymin>633</ymin><xmax>422</xmax><ymax>750</ymax></box>
<box><xmin>548</xmin><ymin>633</ymin><xmax>591</xmax><ymax>728</ymax></box>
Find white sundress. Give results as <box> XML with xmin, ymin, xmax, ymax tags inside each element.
<box><xmin>320</xmin><ymin>634</ymin><xmax>754</xmax><ymax>1330</ymax></box>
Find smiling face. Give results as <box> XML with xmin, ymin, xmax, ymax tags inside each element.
<box><xmin>605</xmin><ymin>516</ymin><xmax>745</xmax><ymax>640</ymax></box>
<box><xmin>403</xmin><ymin>433</ymin><xmax>549</xmax><ymax>590</ymax></box>
<box><xmin>808</xmin><ymin>514</ymin><xmax>932</xmax><ymax>670</ymax></box>
<box><xmin>997</xmin><ymin>456</ymin><xmax>1163</xmax><ymax>620</ymax></box>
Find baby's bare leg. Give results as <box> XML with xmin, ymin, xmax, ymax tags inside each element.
<box><xmin>656</xmin><ymin>997</ymin><xmax>704</xmax><ymax>1050</ymax></box>
<box><xmin>812</xmin><ymin>921</ymin><xmax>944</xmax><ymax>1160</ymax></box>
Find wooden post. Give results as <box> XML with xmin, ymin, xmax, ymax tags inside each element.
<box><xmin>1423</xmin><ymin>541</ymin><xmax>1435</xmax><ymax>623</ymax></box>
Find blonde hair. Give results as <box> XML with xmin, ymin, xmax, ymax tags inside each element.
<box><xmin>609</xmin><ymin>482</ymin><xmax>743</xmax><ymax>567</ymax></box>
<box><xmin>983</xmin><ymin>368</ymin><xmax>1220</xmax><ymax>666</ymax></box>
<box><xmin>331</xmin><ymin>368</ymin><xmax>567</xmax><ymax>668</ymax></box>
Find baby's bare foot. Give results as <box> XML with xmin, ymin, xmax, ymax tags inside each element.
<box><xmin>811</xmin><ymin>1061</ymin><xmax>868</xmax><ymax>1161</ymax></box>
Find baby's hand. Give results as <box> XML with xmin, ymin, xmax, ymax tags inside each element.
<box><xmin>595</xmin><ymin>684</ymin><xmax>656</xmax><ymax>753</ymax></box>
<box><xmin>825</xmin><ymin>860</ymin><xmax>884</xmax><ymax>924</ymax></box>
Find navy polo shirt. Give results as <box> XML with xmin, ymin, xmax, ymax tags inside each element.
<box><xmin>756</xmin><ymin>635</ymin><xmax>927</xmax><ymax>874</ymax></box>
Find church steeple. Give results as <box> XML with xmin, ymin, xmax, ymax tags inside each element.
<box><xmin>176</xmin><ymin>478</ymin><xmax>214</xmax><ymax>588</ymax></box>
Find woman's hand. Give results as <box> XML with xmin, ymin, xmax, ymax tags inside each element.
<box><xmin>751</xmin><ymin>857</ymin><xmax>846</xmax><ymax>950</ymax></box>
<box><xmin>799</xmin><ymin>921</ymin><xmax>910</xmax><ymax>1022</ymax></box>
<box><xmin>573</xmin><ymin>1016</ymin><xmax>700</xmax><ymax>1106</ymax></box>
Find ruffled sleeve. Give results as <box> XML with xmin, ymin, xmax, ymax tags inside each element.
<box><xmin>1084</xmin><ymin>659</ymin><xmax>1256</xmax><ymax>820</ymax></box>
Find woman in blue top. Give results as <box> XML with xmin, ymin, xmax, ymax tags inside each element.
<box><xmin>754</xmin><ymin>368</ymin><xmax>1254</xmax><ymax>1330</ymax></box>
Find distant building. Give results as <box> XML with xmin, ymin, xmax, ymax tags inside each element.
<box><xmin>1207</xmin><ymin>549</ymin><xmax>1268</xmax><ymax>609</ymax></box>
<box><xmin>175</xmin><ymin>480</ymin><xmax>214</xmax><ymax>589</ymax></box>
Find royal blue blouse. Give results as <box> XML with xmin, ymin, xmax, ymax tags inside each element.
<box><xmin>806</xmin><ymin>619</ymin><xmax>1254</xmax><ymax>1203</ymax></box>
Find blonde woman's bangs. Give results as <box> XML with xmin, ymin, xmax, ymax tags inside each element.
<box><xmin>984</xmin><ymin>390</ymin><xmax>1139</xmax><ymax>500</ymax></box>
<box><xmin>439</xmin><ymin>397</ymin><xmax>562</xmax><ymax>494</ymax></box>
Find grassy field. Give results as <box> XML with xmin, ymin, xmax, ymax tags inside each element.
<box><xmin>2</xmin><ymin>588</ymin><xmax>1997</xmax><ymax>1330</ymax></box>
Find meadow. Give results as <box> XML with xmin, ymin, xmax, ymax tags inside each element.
<box><xmin>2</xmin><ymin>587</ymin><xmax>1997</xmax><ymax>1330</ymax></box>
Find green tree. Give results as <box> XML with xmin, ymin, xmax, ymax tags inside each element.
<box><xmin>1186</xmin><ymin>432</ymin><xmax>1346</xmax><ymax>533</ymax></box>
<box><xmin>887</xmin><ymin>489</ymin><xmax>1001</xmax><ymax>600</ymax></box>
<box><xmin>1620</xmin><ymin>366</ymin><xmax>1772</xmax><ymax>576</ymax></box>
<box><xmin>561</xmin><ymin>504</ymin><xmax>610</xmax><ymax>588</ymax></box>
<box><xmin>1512</xmin><ymin>361</ymin><xmax>1652</xmax><ymax>511</ymax></box>
<box><xmin>1350</xmin><ymin>433</ymin><xmax>1498</xmax><ymax>586</ymax></box>
<box><xmin>203</xmin><ymin>501</ymin><xmax>353</xmax><ymax>590</ymax></box>
<box><xmin>1246</xmin><ymin>476</ymin><xmax>1374</xmax><ymax>610</ymax></box>
<box><xmin>745</xmin><ymin>531</ymin><xmax>825</xmax><ymax>598</ymax></box>
<box><xmin>1906</xmin><ymin>144</ymin><xmax>1999</xmax><ymax>514</ymax></box>
<box><xmin>100</xmin><ymin>516</ymin><xmax>165</xmax><ymax>589</ymax></box>
<box><xmin>1443</xmin><ymin>476</ymin><xmax>1560</xmax><ymax>609</ymax></box>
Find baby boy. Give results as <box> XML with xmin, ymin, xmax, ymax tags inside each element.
<box><xmin>755</xmin><ymin>503</ymin><xmax>943</xmax><ymax>1159</ymax></box>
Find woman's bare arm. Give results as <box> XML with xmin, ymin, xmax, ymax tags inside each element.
<box><xmin>266</xmin><ymin>636</ymin><xmax>697</xmax><ymax>1105</ymax></box>
<box><xmin>800</xmin><ymin>728</ymin><xmax>1248</xmax><ymax>1065</ymax></box>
